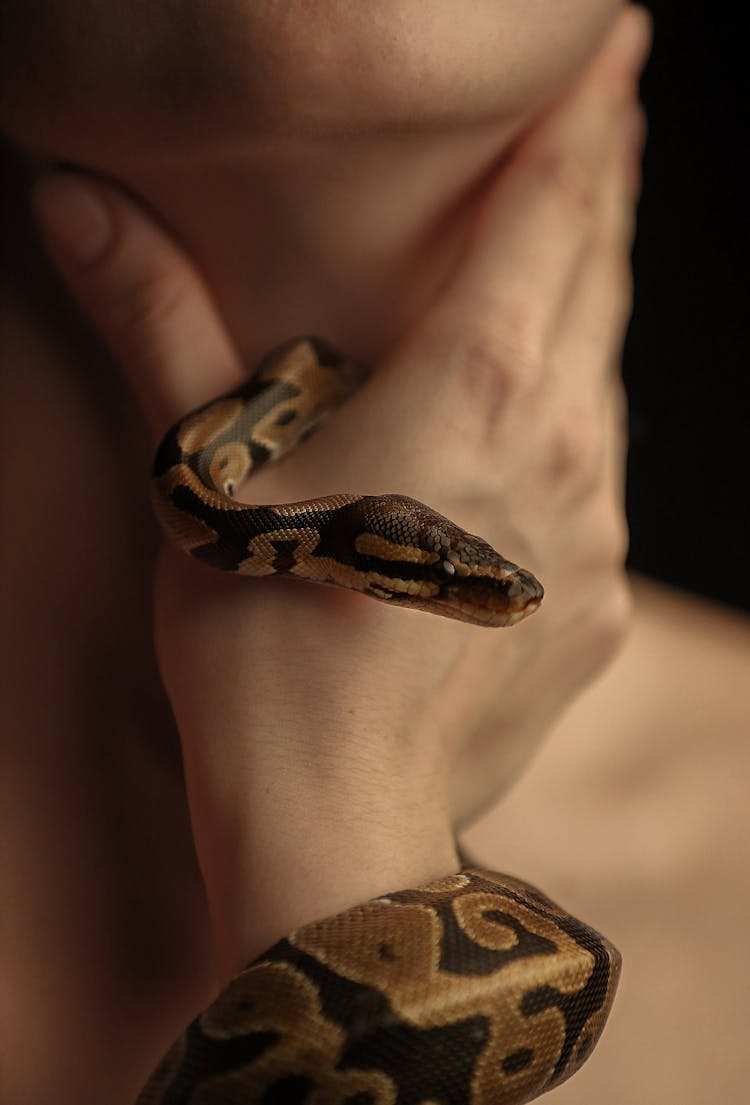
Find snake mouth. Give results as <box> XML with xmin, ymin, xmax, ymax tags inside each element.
<box><xmin>443</xmin><ymin>567</ymin><xmax>544</xmax><ymax>627</ymax></box>
<box><xmin>367</xmin><ymin>565</ymin><xmax>544</xmax><ymax>627</ymax></box>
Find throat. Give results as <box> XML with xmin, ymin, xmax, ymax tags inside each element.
<box><xmin>117</xmin><ymin>121</ymin><xmax>522</xmax><ymax>365</ymax></box>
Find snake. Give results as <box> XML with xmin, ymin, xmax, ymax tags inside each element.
<box><xmin>141</xmin><ymin>336</ymin><xmax>620</xmax><ymax>1104</ymax></box>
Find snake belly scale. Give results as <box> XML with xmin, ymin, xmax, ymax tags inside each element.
<box><xmin>144</xmin><ymin>337</ymin><xmax>620</xmax><ymax>1104</ymax></box>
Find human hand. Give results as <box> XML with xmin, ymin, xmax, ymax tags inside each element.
<box><xmin>33</xmin><ymin>4</ymin><xmax>651</xmax><ymax>977</ymax></box>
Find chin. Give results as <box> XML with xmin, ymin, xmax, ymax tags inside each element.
<box><xmin>1</xmin><ymin>0</ymin><xmax>620</xmax><ymax>159</ymax></box>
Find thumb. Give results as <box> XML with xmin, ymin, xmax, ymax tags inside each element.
<box><xmin>32</xmin><ymin>171</ymin><xmax>245</xmax><ymax>440</ymax></box>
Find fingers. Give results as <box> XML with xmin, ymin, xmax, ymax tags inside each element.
<box><xmin>550</xmin><ymin>98</ymin><xmax>647</xmax><ymax>386</ymax></box>
<box><xmin>420</xmin><ymin>4</ymin><xmax>652</xmax><ymax>355</ymax></box>
<box><xmin>32</xmin><ymin>173</ymin><xmax>245</xmax><ymax>441</ymax></box>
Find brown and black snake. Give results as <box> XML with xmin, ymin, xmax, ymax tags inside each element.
<box><xmin>140</xmin><ymin>337</ymin><xmax>621</xmax><ymax>1104</ymax></box>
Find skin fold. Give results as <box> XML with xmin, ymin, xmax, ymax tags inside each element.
<box><xmin>0</xmin><ymin>4</ymin><xmax>692</xmax><ymax>1103</ymax></box>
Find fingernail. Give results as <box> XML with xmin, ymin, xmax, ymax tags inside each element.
<box><xmin>32</xmin><ymin>173</ymin><xmax>113</xmax><ymax>264</ymax></box>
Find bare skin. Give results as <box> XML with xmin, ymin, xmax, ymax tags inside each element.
<box><xmin>5</xmin><ymin>4</ymin><xmax>746</xmax><ymax>1104</ymax></box>
<box><xmin>1</xmin><ymin>0</ymin><xmax>625</xmax><ymax>368</ymax></box>
<box><xmin>29</xmin><ymin>13</ymin><xmax>647</xmax><ymax>987</ymax></box>
<box><xmin>464</xmin><ymin>579</ymin><xmax>750</xmax><ymax>1104</ymax></box>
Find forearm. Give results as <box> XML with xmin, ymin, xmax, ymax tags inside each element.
<box><xmin>161</xmin><ymin>558</ymin><xmax>460</xmax><ymax>982</ymax></box>
<box><xmin>184</xmin><ymin>734</ymin><xmax>459</xmax><ymax>985</ymax></box>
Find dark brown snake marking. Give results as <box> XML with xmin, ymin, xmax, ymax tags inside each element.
<box><xmin>142</xmin><ymin>338</ymin><xmax>620</xmax><ymax>1103</ymax></box>
<box><xmin>150</xmin><ymin>337</ymin><xmax>543</xmax><ymax>626</ymax></box>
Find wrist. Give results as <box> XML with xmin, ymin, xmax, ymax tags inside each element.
<box><xmin>175</xmin><ymin>695</ymin><xmax>459</xmax><ymax>985</ymax></box>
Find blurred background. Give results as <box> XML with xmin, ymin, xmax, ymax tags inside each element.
<box><xmin>624</xmin><ymin>0</ymin><xmax>748</xmax><ymax>610</ymax></box>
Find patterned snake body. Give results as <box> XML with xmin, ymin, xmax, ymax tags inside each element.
<box><xmin>151</xmin><ymin>337</ymin><xmax>543</xmax><ymax>626</ymax></box>
<box><xmin>144</xmin><ymin>338</ymin><xmax>620</xmax><ymax>1104</ymax></box>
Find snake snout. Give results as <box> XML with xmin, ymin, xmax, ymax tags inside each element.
<box><xmin>489</xmin><ymin>566</ymin><xmax>543</xmax><ymax>623</ymax></box>
<box><xmin>433</xmin><ymin>558</ymin><xmax>543</xmax><ymax>627</ymax></box>
<box><xmin>508</xmin><ymin>567</ymin><xmax>544</xmax><ymax>606</ymax></box>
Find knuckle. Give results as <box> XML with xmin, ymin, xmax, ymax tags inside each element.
<box><xmin>612</xmin><ymin>263</ymin><xmax>634</xmax><ymax>322</ymax></box>
<box><xmin>593</xmin><ymin>237</ymin><xmax>634</xmax><ymax>304</ymax></box>
<box><xmin>454</xmin><ymin>306</ymin><xmax>545</xmax><ymax>410</ymax></box>
<box><xmin>596</xmin><ymin>499</ymin><xmax>630</xmax><ymax>567</ymax></box>
<box><xmin>606</xmin><ymin>503</ymin><xmax>630</xmax><ymax>565</ymax></box>
<box><xmin>542</xmin><ymin>406</ymin><xmax>605</xmax><ymax>493</ymax></box>
<box><xmin>530</xmin><ymin>147</ymin><xmax>598</xmax><ymax>214</ymax></box>
<box><xmin>601</xmin><ymin>201</ymin><xmax>638</xmax><ymax>257</ymax></box>
<box><xmin>618</xmin><ymin>253</ymin><xmax>635</xmax><ymax>305</ymax></box>
<box><xmin>106</xmin><ymin>265</ymin><xmax>189</xmax><ymax>347</ymax></box>
<box><xmin>588</xmin><ymin>573</ymin><xmax>634</xmax><ymax>667</ymax></box>
<box><xmin>495</xmin><ymin>296</ymin><xmax>546</xmax><ymax>376</ymax></box>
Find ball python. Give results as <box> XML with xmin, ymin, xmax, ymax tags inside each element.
<box><xmin>141</xmin><ymin>337</ymin><xmax>620</xmax><ymax>1104</ymax></box>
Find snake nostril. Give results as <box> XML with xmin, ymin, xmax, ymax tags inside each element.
<box><xmin>497</xmin><ymin>569</ymin><xmax>543</xmax><ymax>607</ymax></box>
<box><xmin>516</xmin><ymin>569</ymin><xmax>544</xmax><ymax>601</ymax></box>
<box><xmin>502</xmin><ymin>579</ymin><xmax>525</xmax><ymax>599</ymax></box>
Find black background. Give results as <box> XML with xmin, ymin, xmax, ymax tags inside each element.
<box><xmin>624</xmin><ymin>0</ymin><xmax>749</xmax><ymax>610</ymax></box>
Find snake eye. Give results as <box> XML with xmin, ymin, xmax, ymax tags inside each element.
<box><xmin>431</xmin><ymin>559</ymin><xmax>456</xmax><ymax>582</ymax></box>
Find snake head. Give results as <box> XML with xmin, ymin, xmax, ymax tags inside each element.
<box><xmin>352</xmin><ymin>495</ymin><xmax>543</xmax><ymax>627</ymax></box>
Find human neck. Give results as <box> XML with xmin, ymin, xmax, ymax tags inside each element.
<box><xmin>116</xmin><ymin>120</ymin><xmax>524</xmax><ymax>366</ymax></box>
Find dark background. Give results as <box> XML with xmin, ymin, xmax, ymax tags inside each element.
<box><xmin>624</xmin><ymin>0</ymin><xmax>749</xmax><ymax>611</ymax></box>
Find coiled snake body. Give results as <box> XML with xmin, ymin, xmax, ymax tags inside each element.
<box><xmin>143</xmin><ymin>338</ymin><xmax>620</xmax><ymax>1104</ymax></box>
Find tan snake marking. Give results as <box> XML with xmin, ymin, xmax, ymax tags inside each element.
<box><xmin>141</xmin><ymin>337</ymin><xmax>620</xmax><ymax>1104</ymax></box>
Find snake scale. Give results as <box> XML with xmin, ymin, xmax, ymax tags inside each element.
<box><xmin>141</xmin><ymin>337</ymin><xmax>620</xmax><ymax>1104</ymax></box>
